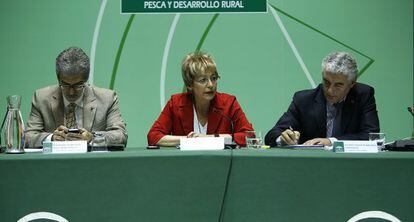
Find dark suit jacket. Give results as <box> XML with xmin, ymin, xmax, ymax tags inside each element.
<box><xmin>147</xmin><ymin>92</ymin><xmax>253</xmax><ymax>146</ymax></box>
<box><xmin>265</xmin><ymin>83</ymin><xmax>380</xmax><ymax>147</ymax></box>
<box><xmin>25</xmin><ymin>84</ymin><xmax>128</xmax><ymax>147</ymax></box>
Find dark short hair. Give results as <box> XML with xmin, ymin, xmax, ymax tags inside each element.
<box><xmin>55</xmin><ymin>47</ymin><xmax>90</xmax><ymax>80</ymax></box>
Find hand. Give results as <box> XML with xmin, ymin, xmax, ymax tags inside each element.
<box><xmin>281</xmin><ymin>129</ymin><xmax>300</xmax><ymax>145</ymax></box>
<box><xmin>52</xmin><ymin>125</ymin><xmax>68</xmax><ymax>141</ymax></box>
<box><xmin>66</xmin><ymin>128</ymin><xmax>93</xmax><ymax>142</ymax></box>
<box><xmin>187</xmin><ymin>132</ymin><xmax>211</xmax><ymax>138</ymax></box>
<box><xmin>303</xmin><ymin>138</ymin><xmax>331</xmax><ymax>146</ymax></box>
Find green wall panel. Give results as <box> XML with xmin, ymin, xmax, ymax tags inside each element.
<box><xmin>0</xmin><ymin>0</ymin><xmax>412</xmax><ymax>147</ymax></box>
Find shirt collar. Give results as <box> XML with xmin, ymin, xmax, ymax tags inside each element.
<box><xmin>327</xmin><ymin>96</ymin><xmax>347</xmax><ymax>106</ymax></box>
<box><xmin>63</xmin><ymin>91</ymin><xmax>84</xmax><ymax>109</ymax></box>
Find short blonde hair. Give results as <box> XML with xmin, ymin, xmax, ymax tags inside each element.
<box><xmin>181</xmin><ymin>52</ymin><xmax>218</xmax><ymax>87</ymax></box>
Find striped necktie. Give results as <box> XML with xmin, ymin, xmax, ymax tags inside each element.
<box><xmin>326</xmin><ymin>102</ymin><xmax>344</xmax><ymax>138</ymax></box>
<box><xmin>326</xmin><ymin>103</ymin><xmax>337</xmax><ymax>138</ymax></box>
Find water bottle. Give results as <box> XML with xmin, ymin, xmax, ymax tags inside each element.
<box><xmin>2</xmin><ymin>95</ymin><xmax>25</xmax><ymax>154</ymax></box>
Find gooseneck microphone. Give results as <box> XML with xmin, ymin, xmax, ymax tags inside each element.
<box><xmin>408</xmin><ymin>107</ymin><xmax>414</xmax><ymax>117</ymax></box>
<box><xmin>213</xmin><ymin>109</ymin><xmax>235</xmax><ymax>143</ymax></box>
<box><xmin>215</xmin><ymin>97</ymin><xmax>237</xmax><ymax>222</ymax></box>
<box><xmin>213</xmin><ymin>97</ymin><xmax>236</xmax><ymax>147</ymax></box>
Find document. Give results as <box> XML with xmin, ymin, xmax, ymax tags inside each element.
<box><xmin>285</xmin><ymin>144</ymin><xmax>325</xmax><ymax>150</ymax></box>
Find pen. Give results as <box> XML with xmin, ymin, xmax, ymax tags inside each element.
<box><xmin>289</xmin><ymin>126</ymin><xmax>299</xmax><ymax>143</ymax></box>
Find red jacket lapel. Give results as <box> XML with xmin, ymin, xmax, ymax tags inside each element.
<box><xmin>178</xmin><ymin>93</ymin><xmax>194</xmax><ymax>134</ymax></box>
<box><xmin>207</xmin><ymin>93</ymin><xmax>224</xmax><ymax>134</ymax></box>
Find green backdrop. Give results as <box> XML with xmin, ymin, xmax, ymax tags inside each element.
<box><xmin>0</xmin><ymin>0</ymin><xmax>412</xmax><ymax>147</ymax></box>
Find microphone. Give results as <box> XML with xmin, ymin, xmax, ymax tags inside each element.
<box><xmin>216</xmin><ymin>99</ymin><xmax>237</xmax><ymax>222</ymax></box>
<box><xmin>408</xmin><ymin>107</ymin><xmax>414</xmax><ymax>117</ymax></box>
<box><xmin>213</xmin><ymin>98</ymin><xmax>237</xmax><ymax>148</ymax></box>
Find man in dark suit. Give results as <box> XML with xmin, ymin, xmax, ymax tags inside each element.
<box><xmin>265</xmin><ymin>52</ymin><xmax>379</xmax><ymax>147</ymax></box>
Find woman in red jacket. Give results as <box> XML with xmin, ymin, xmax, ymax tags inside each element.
<box><xmin>147</xmin><ymin>52</ymin><xmax>253</xmax><ymax>147</ymax></box>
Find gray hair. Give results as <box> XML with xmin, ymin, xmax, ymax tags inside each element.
<box><xmin>55</xmin><ymin>47</ymin><xmax>90</xmax><ymax>80</ymax></box>
<box><xmin>322</xmin><ymin>52</ymin><xmax>358</xmax><ymax>81</ymax></box>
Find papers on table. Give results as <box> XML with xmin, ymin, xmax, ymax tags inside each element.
<box><xmin>285</xmin><ymin>144</ymin><xmax>325</xmax><ymax>150</ymax></box>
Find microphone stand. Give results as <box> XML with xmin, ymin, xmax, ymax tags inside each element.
<box><xmin>384</xmin><ymin>107</ymin><xmax>414</xmax><ymax>151</ymax></box>
<box><xmin>408</xmin><ymin>107</ymin><xmax>414</xmax><ymax>139</ymax></box>
<box><xmin>213</xmin><ymin>98</ymin><xmax>237</xmax><ymax>149</ymax></box>
<box><xmin>215</xmin><ymin>98</ymin><xmax>237</xmax><ymax>222</ymax></box>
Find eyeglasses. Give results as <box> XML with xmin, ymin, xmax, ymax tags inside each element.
<box><xmin>59</xmin><ymin>82</ymin><xmax>86</xmax><ymax>90</ymax></box>
<box><xmin>194</xmin><ymin>74</ymin><xmax>220</xmax><ymax>85</ymax></box>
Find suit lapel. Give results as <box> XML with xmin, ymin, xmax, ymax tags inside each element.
<box><xmin>313</xmin><ymin>86</ymin><xmax>327</xmax><ymax>137</ymax></box>
<box><xmin>83</xmin><ymin>85</ymin><xmax>97</xmax><ymax>131</ymax></box>
<box><xmin>341</xmin><ymin>89</ymin><xmax>356</xmax><ymax>133</ymax></box>
<box><xmin>179</xmin><ymin>93</ymin><xmax>194</xmax><ymax>133</ymax></box>
<box><xmin>50</xmin><ymin>87</ymin><xmax>64</xmax><ymax>127</ymax></box>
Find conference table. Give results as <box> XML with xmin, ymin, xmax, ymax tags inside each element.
<box><xmin>1</xmin><ymin>148</ymin><xmax>413</xmax><ymax>222</ymax></box>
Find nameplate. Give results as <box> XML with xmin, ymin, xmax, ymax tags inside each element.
<box><xmin>180</xmin><ymin>137</ymin><xmax>225</xmax><ymax>151</ymax></box>
<box><xmin>43</xmin><ymin>141</ymin><xmax>88</xmax><ymax>154</ymax></box>
<box><xmin>333</xmin><ymin>140</ymin><xmax>378</xmax><ymax>153</ymax></box>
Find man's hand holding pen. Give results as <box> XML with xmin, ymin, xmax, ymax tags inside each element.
<box><xmin>281</xmin><ymin>126</ymin><xmax>301</xmax><ymax>145</ymax></box>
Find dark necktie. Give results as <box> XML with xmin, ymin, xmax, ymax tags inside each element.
<box><xmin>326</xmin><ymin>102</ymin><xmax>343</xmax><ymax>138</ymax></box>
<box><xmin>326</xmin><ymin>104</ymin><xmax>337</xmax><ymax>138</ymax></box>
<box><xmin>332</xmin><ymin>102</ymin><xmax>343</xmax><ymax>137</ymax></box>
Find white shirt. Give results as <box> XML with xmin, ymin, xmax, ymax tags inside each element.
<box><xmin>193</xmin><ymin>106</ymin><xmax>207</xmax><ymax>134</ymax></box>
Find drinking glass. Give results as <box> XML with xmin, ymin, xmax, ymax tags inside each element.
<box><xmin>245</xmin><ymin>131</ymin><xmax>263</xmax><ymax>149</ymax></box>
<box><xmin>91</xmin><ymin>132</ymin><xmax>108</xmax><ymax>152</ymax></box>
<box><xmin>369</xmin><ymin>133</ymin><xmax>385</xmax><ymax>151</ymax></box>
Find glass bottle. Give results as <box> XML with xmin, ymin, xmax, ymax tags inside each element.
<box><xmin>3</xmin><ymin>95</ymin><xmax>25</xmax><ymax>154</ymax></box>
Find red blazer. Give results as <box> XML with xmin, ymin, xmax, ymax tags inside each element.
<box><xmin>147</xmin><ymin>92</ymin><xmax>253</xmax><ymax>146</ymax></box>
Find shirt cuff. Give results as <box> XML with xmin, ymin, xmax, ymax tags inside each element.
<box><xmin>276</xmin><ymin>136</ymin><xmax>285</xmax><ymax>146</ymax></box>
<box><xmin>326</xmin><ymin>137</ymin><xmax>337</xmax><ymax>150</ymax></box>
<box><xmin>44</xmin><ymin>133</ymin><xmax>53</xmax><ymax>142</ymax></box>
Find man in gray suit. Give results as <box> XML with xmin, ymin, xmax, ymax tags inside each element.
<box><xmin>25</xmin><ymin>47</ymin><xmax>127</xmax><ymax>148</ymax></box>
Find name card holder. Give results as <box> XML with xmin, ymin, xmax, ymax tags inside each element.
<box><xmin>333</xmin><ymin>140</ymin><xmax>378</xmax><ymax>153</ymax></box>
<box><xmin>43</xmin><ymin>141</ymin><xmax>88</xmax><ymax>154</ymax></box>
<box><xmin>180</xmin><ymin>137</ymin><xmax>225</xmax><ymax>151</ymax></box>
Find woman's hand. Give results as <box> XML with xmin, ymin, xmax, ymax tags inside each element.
<box><xmin>187</xmin><ymin>132</ymin><xmax>211</xmax><ymax>138</ymax></box>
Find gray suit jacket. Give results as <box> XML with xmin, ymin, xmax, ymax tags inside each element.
<box><xmin>25</xmin><ymin>84</ymin><xmax>128</xmax><ymax>147</ymax></box>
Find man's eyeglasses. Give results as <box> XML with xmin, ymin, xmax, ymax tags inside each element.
<box><xmin>59</xmin><ymin>82</ymin><xmax>86</xmax><ymax>90</ymax></box>
<box><xmin>194</xmin><ymin>74</ymin><xmax>220</xmax><ymax>85</ymax></box>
